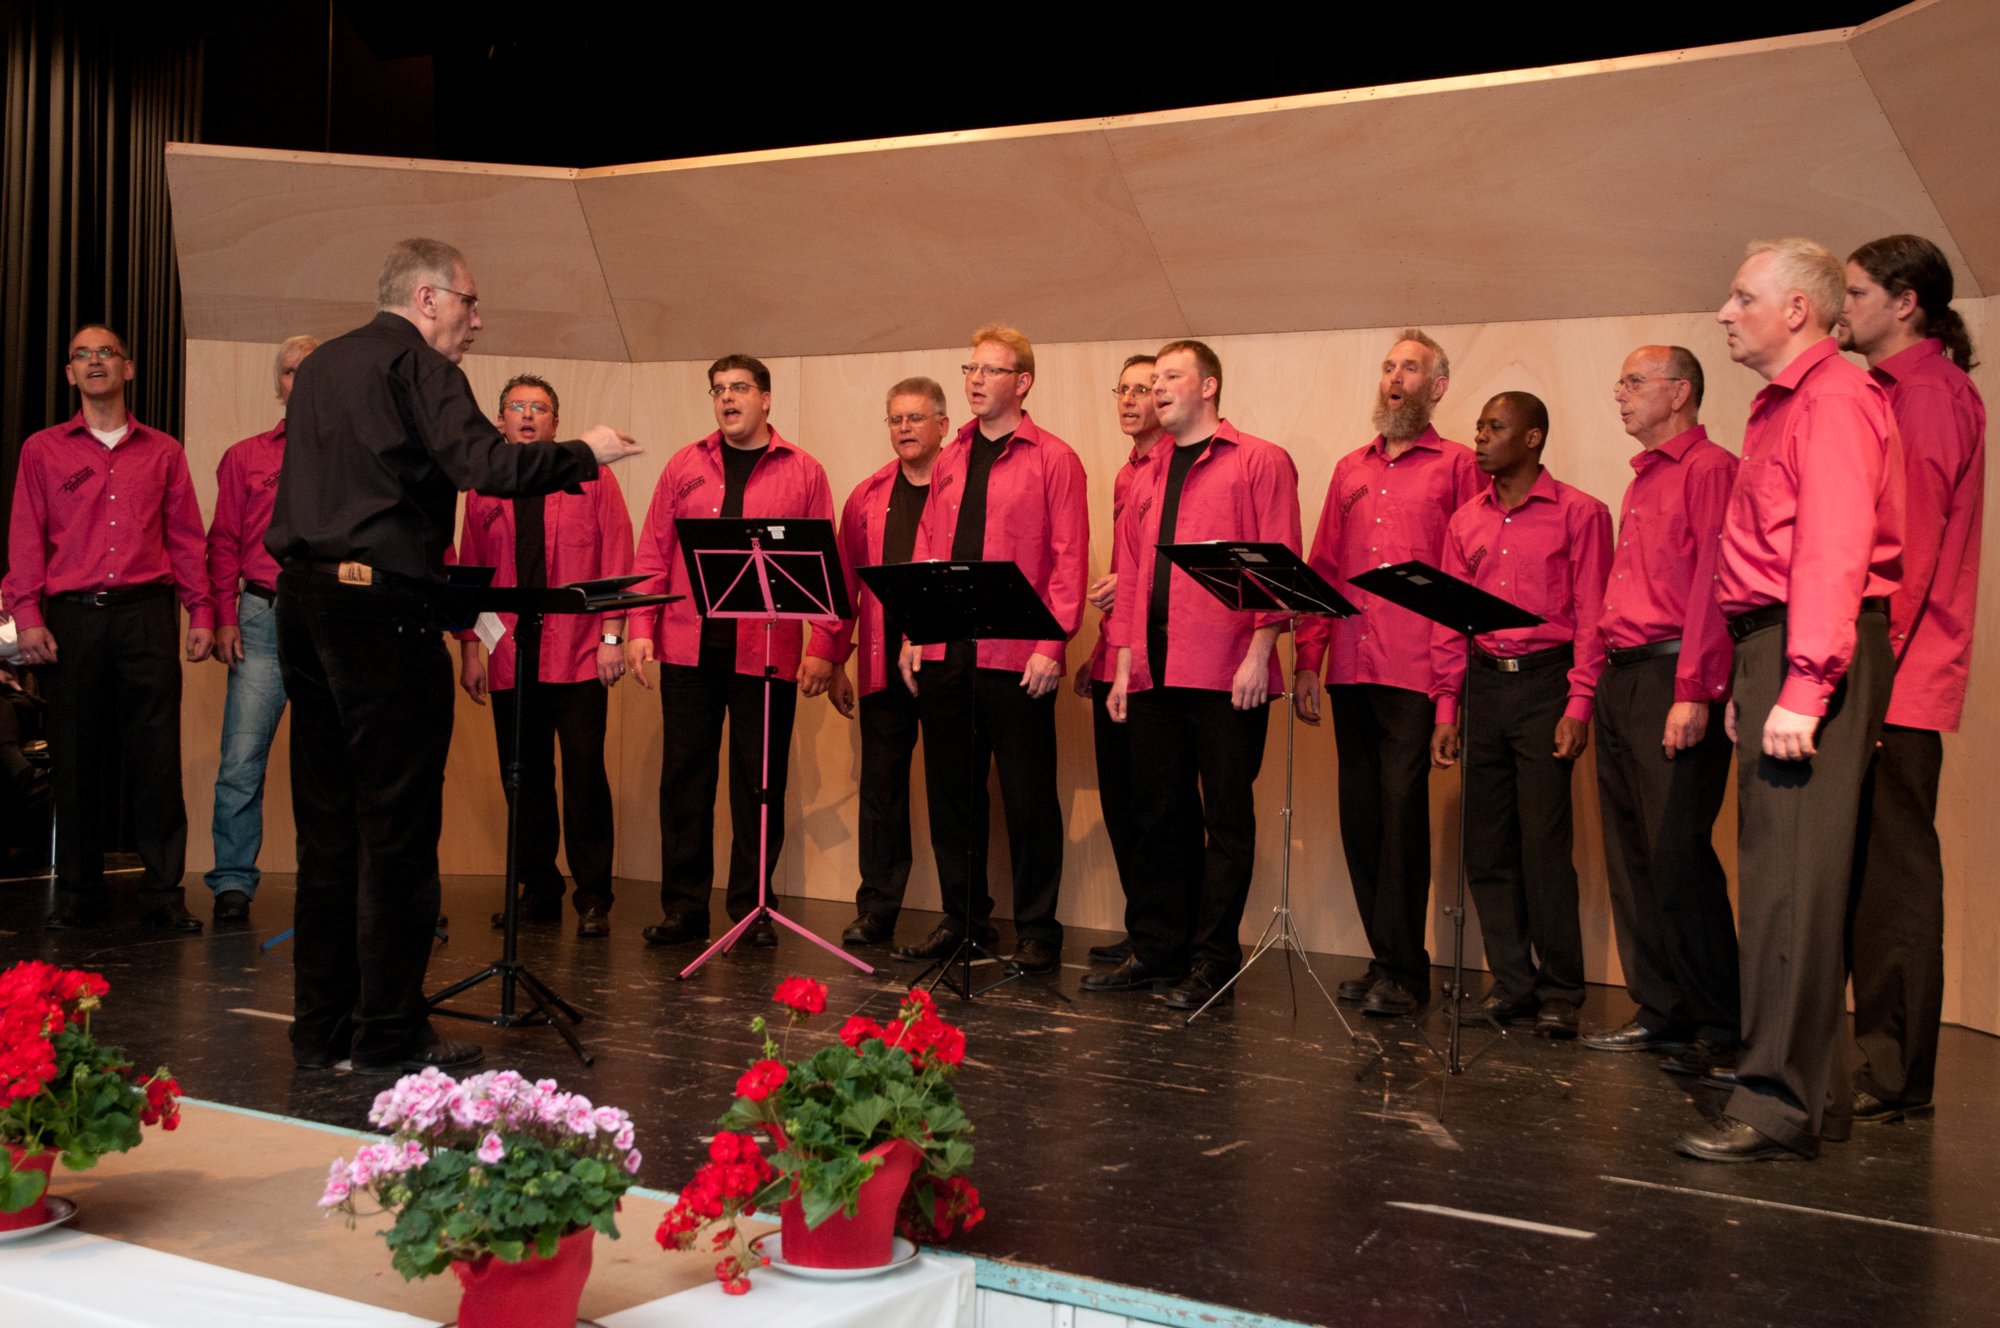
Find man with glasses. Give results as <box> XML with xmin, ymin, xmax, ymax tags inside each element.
<box><xmin>1584</xmin><ymin>347</ymin><xmax>1741</xmax><ymax>1073</ymax></box>
<box><xmin>455</xmin><ymin>374</ymin><xmax>633</xmax><ymax>939</ymax></box>
<box><xmin>896</xmin><ymin>325</ymin><xmax>1088</xmax><ymax>972</ymax></box>
<box><xmin>823</xmin><ymin>377</ymin><xmax>949</xmax><ymax>948</ymax></box>
<box><xmin>203</xmin><ymin>334</ymin><xmax>318</xmax><ymax>926</ymax></box>
<box><xmin>626</xmin><ymin>355</ymin><xmax>838</xmax><ymax>950</ymax></box>
<box><xmin>5</xmin><ymin>324</ymin><xmax>214</xmax><ymax>932</ymax></box>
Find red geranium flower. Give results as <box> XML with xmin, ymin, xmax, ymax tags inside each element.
<box><xmin>771</xmin><ymin>977</ymin><xmax>827</xmax><ymax>1016</ymax></box>
<box><xmin>734</xmin><ymin>1060</ymin><xmax>788</xmax><ymax>1103</ymax></box>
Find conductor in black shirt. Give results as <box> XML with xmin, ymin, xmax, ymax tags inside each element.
<box><xmin>268</xmin><ymin>237</ymin><xmax>639</xmax><ymax>1075</ymax></box>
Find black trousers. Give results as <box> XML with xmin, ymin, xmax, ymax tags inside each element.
<box><xmin>854</xmin><ymin>684</ymin><xmax>921</xmax><ymax>922</ymax></box>
<box><xmin>277</xmin><ymin>569</ymin><xmax>455</xmax><ymax>1066</ymax></box>
<box><xmin>657</xmin><ymin>654</ymin><xmax>796</xmax><ymax>926</ymax></box>
<box><xmin>1462</xmin><ymin>661</ymin><xmax>1584</xmax><ymax>1006</ymax></box>
<box><xmin>1727</xmin><ymin>611</ymin><xmax>1891</xmax><ymax>1153</ymax></box>
<box><xmin>490</xmin><ymin>678</ymin><xmax>614</xmax><ymax>913</ymax></box>
<box><xmin>42</xmin><ymin>589</ymin><xmax>186</xmax><ymax>907</ymax></box>
<box><xmin>1849</xmin><ymin>723</ymin><xmax>1946</xmax><ymax>1107</ymax></box>
<box><xmin>1125</xmin><ymin>687</ymin><xmax>1268</xmax><ymax>970</ymax></box>
<box><xmin>1592</xmin><ymin>655</ymin><xmax>1739</xmax><ymax>1044</ymax></box>
<box><xmin>1091</xmin><ymin>686</ymin><xmax>1145</xmax><ymax>918</ymax></box>
<box><xmin>1326</xmin><ymin>683</ymin><xmax>1435</xmax><ymax>992</ymax></box>
<box><xmin>916</xmin><ymin>649</ymin><xmax>1063</xmax><ymax>944</ymax></box>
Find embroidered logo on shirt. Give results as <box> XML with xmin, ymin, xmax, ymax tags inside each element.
<box><xmin>60</xmin><ymin>465</ymin><xmax>95</xmax><ymax>494</ymax></box>
<box><xmin>260</xmin><ymin>469</ymin><xmax>282</xmax><ymax>490</ymax></box>
<box><xmin>935</xmin><ymin>473</ymin><xmax>957</xmax><ymax>496</ymax></box>
<box><xmin>1135</xmin><ymin>495</ymin><xmax>1154</xmax><ymax>524</ymax></box>
<box><xmin>1340</xmin><ymin>483</ymin><xmax>1369</xmax><ymax>517</ymax></box>
<box><xmin>480</xmin><ymin>505</ymin><xmax>506</xmax><ymax>530</ymax></box>
<box><xmin>676</xmin><ymin>475</ymin><xmax>706</xmax><ymax>503</ymax></box>
<box><xmin>1466</xmin><ymin>545</ymin><xmax>1489</xmax><ymax>576</ymax></box>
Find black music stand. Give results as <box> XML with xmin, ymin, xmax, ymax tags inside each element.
<box><xmin>674</xmin><ymin>517</ymin><xmax>865</xmax><ymax>980</ymax></box>
<box><xmin>1349</xmin><ymin>559</ymin><xmax>1542</xmax><ymax>1075</ymax></box>
<box><xmin>1152</xmin><ymin>542</ymin><xmax>1369</xmax><ymax>1039</ymax></box>
<box><xmin>427</xmin><ymin>573</ymin><xmax>678</xmax><ymax>1065</ymax></box>
<box><xmin>857</xmin><ymin>559</ymin><xmax>1073</xmax><ymax>1006</ymax></box>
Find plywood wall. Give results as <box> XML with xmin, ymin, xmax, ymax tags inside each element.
<box><xmin>178</xmin><ymin>296</ymin><xmax>2000</xmax><ymax>1033</ymax></box>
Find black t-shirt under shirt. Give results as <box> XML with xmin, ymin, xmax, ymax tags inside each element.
<box><xmin>880</xmin><ymin>469</ymin><xmax>929</xmax><ymax>653</ymax></box>
<box><xmin>1147</xmin><ymin>437</ymin><xmax>1212</xmax><ymax>683</ymax></box>
<box><xmin>945</xmin><ymin>432</ymin><xmax>1010</xmax><ymax>663</ymax></box>
<box><xmin>700</xmin><ymin>443</ymin><xmax>768</xmax><ymax>657</ymax></box>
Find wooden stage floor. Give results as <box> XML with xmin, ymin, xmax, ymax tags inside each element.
<box><xmin>3</xmin><ymin>873</ymin><xmax>1996</xmax><ymax>1327</ymax></box>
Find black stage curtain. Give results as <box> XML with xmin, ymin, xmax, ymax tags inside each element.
<box><xmin>1</xmin><ymin>5</ymin><xmax>202</xmax><ymax>579</ymax></box>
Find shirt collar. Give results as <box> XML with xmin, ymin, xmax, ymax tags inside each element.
<box><xmin>1370</xmin><ymin>423</ymin><xmax>1443</xmax><ymax>459</ymax></box>
<box><xmin>61</xmin><ymin>412</ymin><xmax>149</xmax><ymax>447</ymax></box>
<box><xmin>1631</xmin><ymin>424</ymin><xmax>1710</xmax><ymax>473</ymax></box>
<box><xmin>1869</xmin><ymin>337</ymin><xmax>1944</xmax><ymax>388</ymax></box>
<box><xmin>1768</xmin><ymin>336</ymin><xmax>1842</xmax><ymax>393</ymax></box>
<box><xmin>701</xmin><ymin>426</ymin><xmax>796</xmax><ymax>457</ymax></box>
<box><xmin>1478</xmin><ymin>466</ymin><xmax>1559</xmax><ymax>511</ymax></box>
<box><xmin>954</xmin><ymin>410</ymin><xmax>1046</xmax><ymax>451</ymax></box>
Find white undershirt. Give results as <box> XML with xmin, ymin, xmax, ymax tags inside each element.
<box><xmin>89</xmin><ymin>425</ymin><xmax>130</xmax><ymax>449</ymax></box>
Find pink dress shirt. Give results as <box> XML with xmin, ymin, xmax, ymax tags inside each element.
<box><xmin>627</xmin><ymin>430</ymin><xmax>837</xmax><ymax>679</ymax></box>
<box><xmin>1715</xmin><ymin>338</ymin><xmax>1905</xmax><ymax>717</ymax></box>
<box><xmin>1087</xmin><ymin>442</ymin><xmax>1167</xmax><ymax>684</ymax></box>
<box><xmin>1872</xmin><ymin>338</ymin><xmax>1985</xmax><ymax>731</ymax></box>
<box><xmin>912</xmin><ymin>412</ymin><xmax>1089</xmax><ymax>672</ymax></box>
<box><xmin>1598</xmin><ymin>425</ymin><xmax>1737</xmax><ymax>703</ymax></box>
<box><xmin>455</xmin><ymin>467</ymin><xmax>634</xmax><ymax>690</ymax></box>
<box><xmin>4</xmin><ymin>414</ymin><xmax>213</xmax><ymax>631</ymax></box>
<box><xmin>1108</xmin><ymin>422</ymin><xmax>1302</xmax><ymax>695</ymax></box>
<box><xmin>1295</xmin><ymin>427</ymin><xmax>1481</xmax><ymax>693</ymax></box>
<box><xmin>1431</xmin><ymin>468</ymin><xmax>1612</xmax><ymax>726</ymax></box>
<box><xmin>206</xmin><ymin>421</ymin><xmax>287</xmax><ymax>626</ymax></box>
<box><xmin>827</xmin><ymin>458</ymin><xmax>931</xmax><ymax>699</ymax></box>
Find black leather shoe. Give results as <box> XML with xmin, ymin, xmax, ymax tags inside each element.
<box><xmin>1459</xmin><ymin>991</ymin><xmax>1536</xmax><ymax>1027</ymax></box>
<box><xmin>1088</xmin><ymin>937</ymin><xmax>1133</xmax><ymax>963</ymax></box>
<box><xmin>293</xmin><ymin>1045</ymin><xmax>344</xmax><ymax>1071</ymax></box>
<box><xmin>1362</xmin><ymin>979</ymin><xmax>1423</xmax><ymax>1018</ymax></box>
<box><xmin>1009</xmin><ymin>938</ymin><xmax>1060</xmax><ymax>973</ymax></box>
<box><xmin>1080</xmin><ymin>955</ymin><xmax>1185</xmax><ymax>992</ymax></box>
<box><xmin>576</xmin><ymin>906</ymin><xmax>610</xmax><ymax>939</ymax></box>
<box><xmin>1535</xmin><ymin>999</ymin><xmax>1581</xmax><ymax>1039</ymax></box>
<box><xmin>213</xmin><ymin>890</ymin><xmax>251</xmax><ymax>923</ymax></box>
<box><xmin>140</xmin><ymin>899</ymin><xmax>204</xmax><ymax>934</ymax></box>
<box><xmin>842</xmin><ymin>913</ymin><xmax>895</xmax><ymax>947</ymax></box>
<box><xmin>1699</xmin><ymin>1065</ymin><xmax>1743</xmax><ymax>1091</ymax></box>
<box><xmin>895</xmin><ymin>923</ymin><xmax>996</xmax><ymax>962</ymax></box>
<box><xmin>1854</xmin><ymin>1088</ymin><xmax>1931</xmax><ymax>1124</ymax></box>
<box><xmin>1163</xmin><ymin>960</ymin><xmax>1236</xmax><ymax>1010</ymax></box>
<box><xmin>743</xmin><ymin>917</ymin><xmax>779</xmax><ymax>949</ymax></box>
<box><xmin>44</xmin><ymin>899</ymin><xmax>103</xmax><ymax>931</ymax></box>
<box><xmin>354</xmin><ymin>1033</ymin><xmax>484</xmax><ymax>1076</ymax></box>
<box><xmin>1582</xmin><ymin>1020</ymin><xmax>1684</xmax><ymax>1053</ymax></box>
<box><xmin>642</xmin><ymin>915</ymin><xmax>709</xmax><ymax>946</ymax></box>
<box><xmin>491</xmin><ymin>896</ymin><xmax>562</xmax><ymax>930</ymax></box>
<box><xmin>1675</xmin><ymin>1116</ymin><xmax>1808</xmax><ymax>1163</ymax></box>
<box><xmin>1337</xmin><ymin>977</ymin><xmax>1373</xmax><ymax>1003</ymax></box>
<box><xmin>1662</xmin><ymin>1037</ymin><xmax>1735</xmax><ymax>1078</ymax></box>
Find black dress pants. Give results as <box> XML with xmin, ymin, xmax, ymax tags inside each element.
<box><xmin>916</xmin><ymin>648</ymin><xmax>1063</xmax><ymax>945</ymax></box>
<box><xmin>1091</xmin><ymin>686</ymin><xmax>1144</xmax><ymax>915</ymax></box>
<box><xmin>277</xmin><ymin>569</ymin><xmax>455</xmax><ymax>1066</ymax></box>
<box><xmin>1326</xmin><ymin>683</ymin><xmax>1435</xmax><ymax>993</ymax></box>
<box><xmin>490</xmin><ymin>678</ymin><xmax>614</xmax><ymax>913</ymax></box>
<box><xmin>43</xmin><ymin>589</ymin><xmax>187</xmax><ymax>909</ymax></box>
<box><xmin>854</xmin><ymin>684</ymin><xmax>922</xmax><ymax>923</ymax></box>
<box><xmin>1848</xmin><ymin>723</ymin><xmax>1946</xmax><ymax>1107</ymax></box>
<box><xmin>1593</xmin><ymin>654</ymin><xmax>1739</xmax><ymax>1044</ymax></box>
<box><xmin>657</xmin><ymin>653</ymin><xmax>796</xmax><ymax>926</ymax></box>
<box><xmin>1125</xmin><ymin>686</ymin><xmax>1267</xmax><ymax>970</ymax></box>
<box><xmin>1727</xmin><ymin>611</ymin><xmax>1891</xmax><ymax>1154</ymax></box>
<box><xmin>1462</xmin><ymin>661</ymin><xmax>1584</xmax><ymax>1006</ymax></box>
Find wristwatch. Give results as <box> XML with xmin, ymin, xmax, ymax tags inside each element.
<box><xmin>601</xmin><ymin>633</ymin><xmax>624</xmax><ymax>646</ymax></box>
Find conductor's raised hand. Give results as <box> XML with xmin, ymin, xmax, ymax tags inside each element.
<box><xmin>581</xmin><ymin>425</ymin><xmax>642</xmax><ymax>466</ymax></box>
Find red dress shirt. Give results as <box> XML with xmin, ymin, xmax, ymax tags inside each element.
<box><xmin>1598</xmin><ymin>425</ymin><xmax>1738</xmax><ymax>703</ymax></box>
<box><xmin>206</xmin><ymin>421</ymin><xmax>286</xmax><ymax>627</ymax></box>
<box><xmin>1431</xmin><ymin>468</ymin><xmax>1612</xmax><ymax>726</ymax></box>
<box><xmin>827</xmin><ymin>459</ymin><xmax>931</xmax><ymax>699</ymax></box>
<box><xmin>1087</xmin><ymin>442</ymin><xmax>1167</xmax><ymax>685</ymax></box>
<box><xmin>455</xmin><ymin>467</ymin><xmax>634</xmax><ymax>690</ymax></box>
<box><xmin>1295</xmin><ymin>427</ymin><xmax>1482</xmax><ymax>693</ymax></box>
<box><xmin>912</xmin><ymin>412</ymin><xmax>1089</xmax><ymax>672</ymax></box>
<box><xmin>4</xmin><ymin>414</ymin><xmax>213</xmax><ymax>631</ymax></box>
<box><xmin>1715</xmin><ymin>337</ymin><xmax>1905</xmax><ymax>716</ymax></box>
<box><xmin>1872</xmin><ymin>338</ymin><xmax>1985</xmax><ymax>731</ymax></box>
<box><xmin>1108</xmin><ymin>422</ymin><xmax>1302</xmax><ymax>694</ymax></box>
<box><xmin>627</xmin><ymin>430</ymin><xmax>837</xmax><ymax>679</ymax></box>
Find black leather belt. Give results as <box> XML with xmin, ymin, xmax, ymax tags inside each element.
<box><xmin>1473</xmin><ymin>643</ymin><xmax>1572</xmax><ymax>673</ymax></box>
<box><xmin>52</xmin><ymin>583</ymin><xmax>172</xmax><ymax>607</ymax></box>
<box><xmin>1728</xmin><ymin>597</ymin><xmax>1889</xmax><ymax>642</ymax></box>
<box><xmin>242</xmin><ymin>582</ymin><xmax>276</xmax><ymax>602</ymax></box>
<box><xmin>1607</xmin><ymin>637</ymin><xmax>1681</xmax><ymax>667</ymax></box>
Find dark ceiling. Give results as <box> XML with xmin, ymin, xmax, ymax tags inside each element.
<box><xmin>196</xmin><ymin>2</ymin><xmax>1898</xmax><ymax>169</ymax></box>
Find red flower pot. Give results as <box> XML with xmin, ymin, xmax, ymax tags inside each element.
<box><xmin>777</xmin><ymin>1137</ymin><xmax>922</xmax><ymax>1269</ymax></box>
<box><xmin>0</xmin><ymin>1144</ymin><xmax>57</xmax><ymax>1231</ymax></box>
<box><xmin>451</xmin><ymin>1226</ymin><xmax>595</xmax><ymax>1328</ymax></box>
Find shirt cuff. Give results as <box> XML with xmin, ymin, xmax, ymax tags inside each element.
<box><xmin>1434</xmin><ymin>694</ymin><xmax>1460</xmax><ymax>726</ymax></box>
<box><xmin>1776</xmin><ymin>674</ymin><xmax>1832</xmax><ymax>717</ymax></box>
<box><xmin>1564</xmin><ymin>697</ymin><xmax>1594</xmax><ymax>725</ymax></box>
<box><xmin>1673</xmin><ymin>677</ymin><xmax>1727</xmax><ymax>704</ymax></box>
<box><xmin>187</xmin><ymin>605</ymin><xmax>216</xmax><ymax>631</ymax></box>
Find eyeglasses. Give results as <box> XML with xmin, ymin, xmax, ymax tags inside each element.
<box><xmin>436</xmin><ymin>285</ymin><xmax>479</xmax><ymax>312</ymax></box>
<box><xmin>961</xmin><ymin>363</ymin><xmax>1022</xmax><ymax>380</ymax></box>
<box><xmin>69</xmin><ymin>347</ymin><xmax>125</xmax><ymax>363</ymax></box>
<box><xmin>1612</xmin><ymin>374</ymin><xmax>1686</xmax><ymax>395</ymax></box>
<box><xmin>1112</xmin><ymin>385</ymin><xmax>1151</xmax><ymax>399</ymax></box>
<box><xmin>886</xmin><ymin>412</ymin><xmax>935</xmax><ymax>427</ymax></box>
<box><xmin>504</xmin><ymin>401</ymin><xmax>551</xmax><ymax>416</ymax></box>
<box><xmin>708</xmin><ymin>380</ymin><xmax>760</xmax><ymax>398</ymax></box>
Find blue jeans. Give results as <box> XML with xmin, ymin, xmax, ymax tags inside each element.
<box><xmin>206</xmin><ymin>589</ymin><xmax>287</xmax><ymax>898</ymax></box>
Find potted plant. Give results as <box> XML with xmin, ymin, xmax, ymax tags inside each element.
<box><xmin>657</xmin><ymin>978</ymin><xmax>982</xmax><ymax>1293</ymax></box>
<box><xmin>0</xmin><ymin>959</ymin><xmax>181</xmax><ymax>1230</ymax></box>
<box><xmin>319</xmin><ymin>1068</ymin><xmax>642</xmax><ymax>1328</ymax></box>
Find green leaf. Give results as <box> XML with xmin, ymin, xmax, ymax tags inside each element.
<box><xmin>0</xmin><ymin>1164</ymin><xmax>48</xmax><ymax>1213</ymax></box>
